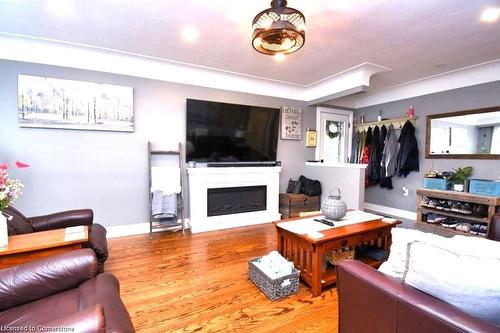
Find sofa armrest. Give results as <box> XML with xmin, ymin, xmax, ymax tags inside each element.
<box><xmin>336</xmin><ymin>260</ymin><xmax>499</xmax><ymax>333</ymax></box>
<box><xmin>37</xmin><ymin>304</ymin><xmax>106</xmax><ymax>333</ymax></box>
<box><xmin>78</xmin><ymin>273</ymin><xmax>135</xmax><ymax>333</ymax></box>
<box><xmin>0</xmin><ymin>249</ymin><xmax>98</xmax><ymax>312</ymax></box>
<box><xmin>487</xmin><ymin>213</ymin><xmax>500</xmax><ymax>242</ymax></box>
<box><xmin>29</xmin><ymin>209</ymin><xmax>94</xmax><ymax>231</ymax></box>
<box><xmin>90</xmin><ymin>224</ymin><xmax>108</xmax><ymax>264</ymax></box>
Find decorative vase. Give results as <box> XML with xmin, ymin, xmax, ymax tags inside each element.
<box><xmin>453</xmin><ymin>183</ymin><xmax>464</xmax><ymax>192</ymax></box>
<box><xmin>321</xmin><ymin>188</ymin><xmax>347</xmax><ymax>221</ymax></box>
<box><xmin>0</xmin><ymin>213</ymin><xmax>8</xmax><ymax>248</ymax></box>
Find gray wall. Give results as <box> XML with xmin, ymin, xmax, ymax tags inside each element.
<box><xmin>354</xmin><ymin>81</ymin><xmax>500</xmax><ymax>212</ymax></box>
<box><xmin>0</xmin><ymin>60</ymin><xmax>315</xmax><ymax>227</ymax></box>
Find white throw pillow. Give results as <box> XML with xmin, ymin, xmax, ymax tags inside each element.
<box><xmin>448</xmin><ymin>235</ymin><xmax>500</xmax><ymax>259</ymax></box>
<box><xmin>404</xmin><ymin>241</ymin><xmax>500</xmax><ymax>327</ymax></box>
<box><xmin>378</xmin><ymin>228</ymin><xmax>446</xmax><ymax>279</ymax></box>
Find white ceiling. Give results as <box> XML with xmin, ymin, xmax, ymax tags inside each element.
<box><xmin>0</xmin><ymin>0</ymin><xmax>499</xmax><ymax>91</ymax></box>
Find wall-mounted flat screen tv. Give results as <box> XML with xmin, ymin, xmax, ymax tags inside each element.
<box><xmin>186</xmin><ymin>99</ymin><xmax>279</xmax><ymax>163</ymax></box>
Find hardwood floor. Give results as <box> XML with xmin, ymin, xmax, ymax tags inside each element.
<box><xmin>106</xmin><ymin>223</ymin><xmax>339</xmax><ymax>332</ymax></box>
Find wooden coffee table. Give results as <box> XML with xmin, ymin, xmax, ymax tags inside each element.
<box><xmin>0</xmin><ymin>227</ymin><xmax>89</xmax><ymax>269</ymax></box>
<box><xmin>276</xmin><ymin>216</ymin><xmax>400</xmax><ymax>296</ymax></box>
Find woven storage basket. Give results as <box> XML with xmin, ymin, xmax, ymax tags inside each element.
<box><xmin>325</xmin><ymin>249</ymin><xmax>355</xmax><ymax>266</ymax></box>
<box><xmin>248</xmin><ymin>257</ymin><xmax>300</xmax><ymax>301</ymax></box>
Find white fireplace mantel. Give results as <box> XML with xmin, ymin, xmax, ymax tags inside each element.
<box><xmin>187</xmin><ymin>166</ymin><xmax>281</xmax><ymax>233</ymax></box>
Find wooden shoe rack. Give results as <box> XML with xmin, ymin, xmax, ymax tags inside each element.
<box><xmin>416</xmin><ymin>188</ymin><xmax>500</xmax><ymax>237</ymax></box>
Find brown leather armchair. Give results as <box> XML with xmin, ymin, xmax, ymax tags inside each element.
<box><xmin>0</xmin><ymin>249</ymin><xmax>134</xmax><ymax>333</ymax></box>
<box><xmin>4</xmin><ymin>206</ymin><xmax>108</xmax><ymax>271</ymax></box>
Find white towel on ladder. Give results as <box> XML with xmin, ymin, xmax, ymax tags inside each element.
<box><xmin>151</xmin><ymin>166</ymin><xmax>181</xmax><ymax>194</ymax></box>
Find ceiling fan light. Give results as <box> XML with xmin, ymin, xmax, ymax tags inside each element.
<box><xmin>252</xmin><ymin>0</ymin><xmax>306</xmax><ymax>56</ymax></box>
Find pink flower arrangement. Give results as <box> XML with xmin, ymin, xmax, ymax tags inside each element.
<box><xmin>0</xmin><ymin>161</ymin><xmax>29</xmax><ymax>211</ymax></box>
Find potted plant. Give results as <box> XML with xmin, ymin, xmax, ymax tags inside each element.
<box><xmin>0</xmin><ymin>161</ymin><xmax>29</xmax><ymax>248</ymax></box>
<box><xmin>451</xmin><ymin>166</ymin><xmax>473</xmax><ymax>192</ymax></box>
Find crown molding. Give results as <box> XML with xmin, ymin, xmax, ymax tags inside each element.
<box><xmin>0</xmin><ymin>33</ymin><xmax>389</xmax><ymax>103</ymax></box>
<box><xmin>2</xmin><ymin>33</ymin><xmax>497</xmax><ymax>108</ymax></box>
<box><xmin>334</xmin><ymin>59</ymin><xmax>500</xmax><ymax>108</ymax></box>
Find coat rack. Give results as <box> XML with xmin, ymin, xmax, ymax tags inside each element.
<box><xmin>354</xmin><ymin>116</ymin><xmax>418</xmax><ymax>132</ymax></box>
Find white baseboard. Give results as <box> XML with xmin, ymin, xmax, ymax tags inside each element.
<box><xmin>106</xmin><ymin>219</ymin><xmax>190</xmax><ymax>238</ymax></box>
<box><xmin>364</xmin><ymin>202</ymin><xmax>417</xmax><ymax>221</ymax></box>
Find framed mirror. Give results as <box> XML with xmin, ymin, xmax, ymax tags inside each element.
<box><xmin>426</xmin><ymin>106</ymin><xmax>500</xmax><ymax>160</ymax></box>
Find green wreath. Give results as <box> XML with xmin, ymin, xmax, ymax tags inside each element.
<box><xmin>326</xmin><ymin>121</ymin><xmax>341</xmax><ymax>139</ymax></box>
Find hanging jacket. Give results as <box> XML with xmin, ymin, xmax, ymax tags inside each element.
<box><xmin>351</xmin><ymin>130</ymin><xmax>360</xmax><ymax>163</ymax></box>
<box><xmin>380</xmin><ymin>125</ymin><xmax>387</xmax><ymax>153</ymax></box>
<box><xmin>367</xmin><ymin>126</ymin><xmax>382</xmax><ymax>185</ymax></box>
<box><xmin>360</xmin><ymin>127</ymin><xmax>372</xmax><ymax>164</ymax></box>
<box><xmin>382</xmin><ymin>124</ymin><xmax>398</xmax><ymax>177</ymax></box>
<box><xmin>380</xmin><ymin>124</ymin><xmax>397</xmax><ymax>189</ymax></box>
<box><xmin>362</xmin><ymin>127</ymin><xmax>373</xmax><ymax>187</ymax></box>
<box><xmin>357</xmin><ymin>130</ymin><xmax>366</xmax><ymax>162</ymax></box>
<box><xmin>396</xmin><ymin>121</ymin><xmax>419</xmax><ymax>177</ymax></box>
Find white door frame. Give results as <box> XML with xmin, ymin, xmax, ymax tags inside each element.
<box><xmin>315</xmin><ymin>106</ymin><xmax>354</xmax><ymax>162</ymax></box>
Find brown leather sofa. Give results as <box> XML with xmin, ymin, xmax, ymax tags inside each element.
<box><xmin>4</xmin><ymin>206</ymin><xmax>108</xmax><ymax>271</ymax></box>
<box><xmin>336</xmin><ymin>214</ymin><xmax>500</xmax><ymax>333</ymax></box>
<box><xmin>0</xmin><ymin>249</ymin><xmax>134</xmax><ymax>333</ymax></box>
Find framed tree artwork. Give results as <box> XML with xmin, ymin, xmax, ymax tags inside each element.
<box><xmin>18</xmin><ymin>75</ymin><xmax>134</xmax><ymax>132</ymax></box>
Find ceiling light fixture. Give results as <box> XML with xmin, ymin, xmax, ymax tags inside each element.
<box><xmin>252</xmin><ymin>0</ymin><xmax>306</xmax><ymax>56</ymax></box>
<box><xmin>274</xmin><ymin>53</ymin><xmax>286</xmax><ymax>61</ymax></box>
<box><xmin>480</xmin><ymin>7</ymin><xmax>500</xmax><ymax>23</ymax></box>
<box><xmin>182</xmin><ymin>26</ymin><xmax>199</xmax><ymax>43</ymax></box>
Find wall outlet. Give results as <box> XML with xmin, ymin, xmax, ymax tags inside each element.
<box><xmin>402</xmin><ymin>187</ymin><xmax>409</xmax><ymax>196</ymax></box>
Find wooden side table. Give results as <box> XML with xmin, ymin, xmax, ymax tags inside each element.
<box><xmin>276</xmin><ymin>218</ymin><xmax>400</xmax><ymax>296</ymax></box>
<box><xmin>0</xmin><ymin>226</ymin><xmax>89</xmax><ymax>269</ymax></box>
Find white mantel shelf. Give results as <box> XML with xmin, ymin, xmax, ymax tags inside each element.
<box><xmin>305</xmin><ymin>162</ymin><xmax>367</xmax><ymax>169</ymax></box>
<box><xmin>187</xmin><ymin>166</ymin><xmax>282</xmax><ymax>175</ymax></box>
<box><xmin>187</xmin><ymin>166</ymin><xmax>281</xmax><ymax>233</ymax></box>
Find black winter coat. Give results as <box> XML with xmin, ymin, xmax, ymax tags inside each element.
<box><xmin>396</xmin><ymin>121</ymin><xmax>419</xmax><ymax>177</ymax></box>
<box><xmin>367</xmin><ymin>126</ymin><xmax>382</xmax><ymax>184</ymax></box>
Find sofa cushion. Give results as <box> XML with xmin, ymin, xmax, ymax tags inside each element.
<box><xmin>403</xmin><ymin>240</ymin><xmax>500</xmax><ymax>327</ymax></box>
<box><xmin>378</xmin><ymin>228</ymin><xmax>444</xmax><ymax>280</ymax></box>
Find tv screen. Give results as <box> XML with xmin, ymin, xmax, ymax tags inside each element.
<box><xmin>186</xmin><ymin>99</ymin><xmax>279</xmax><ymax>163</ymax></box>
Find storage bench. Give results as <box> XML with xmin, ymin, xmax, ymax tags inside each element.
<box><xmin>279</xmin><ymin>193</ymin><xmax>320</xmax><ymax>219</ymax></box>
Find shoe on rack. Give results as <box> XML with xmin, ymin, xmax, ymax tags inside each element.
<box><xmin>426</xmin><ymin>213</ymin><xmax>438</xmax><ymax>223</ymax></box>
<box><xmin>440</xmin><ymin>219</ymin><xmax>451</xmax><ymax>228</ymax></box>
<box><xmin>428</xmin><ymin>214</ymin><xmax>447</xmax><ymax>224</ymax></box>
<box><xmin>443</xmin><ymin>201</ymin><xmax>453</xmax><ymax>212</ymax></box>
<box><xmin>451</xmin><ymin>202</ymin><xmax>462</xmax><ymax>213</ymax></box>
<box><xmin>478</xmin><ymin>225</ymin><xmax>488</xmax><ymax>236</ymax></box>
<box><xmin>436</xmin><ymin>200</ymin><xmax>446</xmax><ymax>210</ymax></box>
<box><xmin>421</xmin><ymin>197</ymin><xmax>431</xmax><ymax>207</ymax></box>
<box><xmin>455</xmin><ymin>223</ymin><xmax>470</xmax><ymax>233</ymax></box>
<box><xmin>470</xmin><ymin>224</ymin><xmax>481</xmax><ymax>235</ymax></box>
<box><xmin>460</xmin><ymin>203</ymin><xmax>472</xmax><ymax>215</ymax></box>
<box><xmin>427</xmin><ymin>199</ymin><xmax>438</xmax><ymax>209</ymax></box>
<box><xmin>441</xmin><ymin>219</ymin><xmax>458</xmax><ymax>228</ymax></box>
